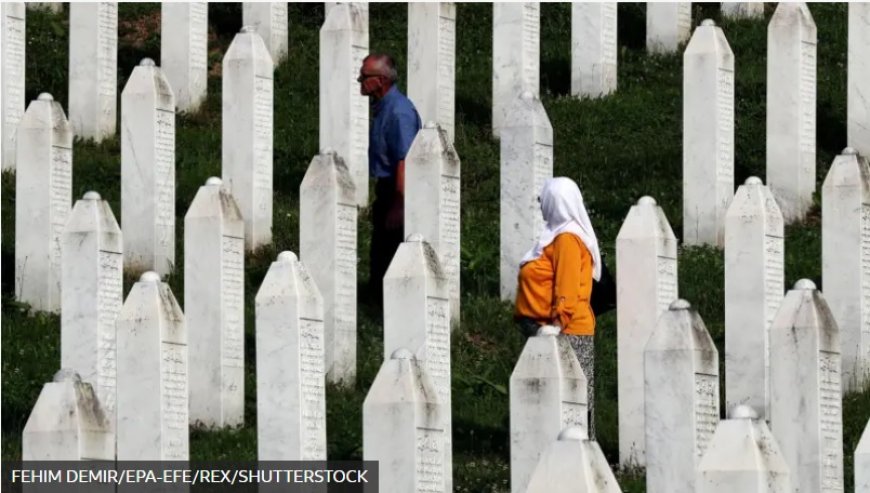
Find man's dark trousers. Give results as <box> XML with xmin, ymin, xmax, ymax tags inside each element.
<box><xmin>369</xmin><ymin>177</ymin><xmax>404</xmax><ymax>305</ymax></box>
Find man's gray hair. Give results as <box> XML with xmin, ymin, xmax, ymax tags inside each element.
<box><xmin>366</xmin><ymin>53</ymin><xmax>399</xmax><ymax>82</ymax></box>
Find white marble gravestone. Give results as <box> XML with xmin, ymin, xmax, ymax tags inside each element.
<box><xmin>61</xmin><ymin>192</ymin><xmax>122</xmax><ymax>433</ymax></box>
<box><xmin>646</xmin><ymin>3</ymin><xmax>692</xmax><ymax>54</ymax></box>
<box><xmin>408</xmin><ymin>2</ymin><xmax>456</xmax><ymax>142</ymax></box>
<box><xmin>766</xmin><ymin>3</ymin><xmax>817</xmax><ymax>224</ymax></box>
<box><xmin>615</xmin><ymin>196</ymin><xmax>678</xmax><ymax>467</ymax></box>
<box><xmin>185</xmin><ymin>177</ymin><xmax>245</xmax><ymax>428</ymax></box>
<box><xmin>696</xmin><ymin>405</ymin><xmax>791</xmax><ymax>493</ymax></box>
<box><xmin>571</xmin><ymin>2</ymin><xmax>617</xmax><ymax>98</ymax></box>
<box><xmin>499</xmin><ymin>91</ymin><xmax>553</xmax><ymax>301</ymax></box>
<box><xmin>222</xmin><ymin>26</ymin><xmax>274</xmax><ymax>251</ymax></box>
<box><xmin>160</xmin><ymin>2</ymin><xmax>208</xmax><ymax>113</ymax></box>
<box><xmin>255</xmin><ymin>251</ymin><xmax>326</xmax><ymax>460</ymax></box>
<box><xmin>116</xmin><ymin>272</ymin><xmax>188</xmax><ymax>460</ymax></box>
<box><xmin>683</xmin><ymin>19</ymin><xmax>734</xmax><ymax>247</ymax></box>
<box><xmin>849</xmin><ymin>4</ymin><xmax>870</xmax><ymax>158</ymax></box>
<box><xmin>858</xmin><ymin>419</ymin><xmax>870</xmax><ymax>493</ymax></box>
<box><xmin>492</xmin><ymin>2</ymin><xmax>540</xmax><ymax>138</ymax></box>
<box><xmin>724</xmin><ymin>177</ymin><xmax>783</xmax><ymax>418</ymax></box>
<box><xmin>721</xmin><ymin>3</ymin><xmax>764</xmax><ymax>20</ymax></box>
<box><xmin>300</xmin><ymin>151</ymin><xmax>357</xmax><ymax>386</ymax></box>
<box><xmin>525</xmin><ymin>426</ymin><xmax>621</xmax><ymax>493</ymax></box>
<box><xmin>822</xmin><ymin>148</ymin><xmax>870</xmax><ymax>394</ymax></box>
<box><xmin>2</xmin><ymin>3</ymin><xmax>25</xmax><ymax>171</ymax></box>
<box><xmin>15</xmin><ymin>93</ymin><xmax>73</xmax><ymax>314</ymax></box>
<box><xmin>320</xmin><ymin>3</ymin><xmax>369</xmax><ymax>206</ymax></box>
<box><xmin>405</xmin><ymin>123</ymin><xmax>461</xmax><ymax>323</ymax></box>
<box><xmin>510</xmin><ymin>326</ymin><xmax>588</xmax><ymax>493</ymax></box>
<box><xmin>243</xmin><ymin>2</ymin><xmax>288</xmax><ymax>65</ymax></box>
<box><xmin>363</xmin><ymin>348</ymin><xmax>446</xmax><ymax>493</ymax></box>
<box><xmin>644</xmin><ymin>299</ymin><xmax>720</xmax><ymax>493</ymax></box>
<box><xmin>769</xmin><ymin>280</ymin><xmax>843</xmax><ymax>493</ymax></box>
<box><xmin>121</xmin><ymin>58</ymin><xmax>176</xmax><ymax>276</ymax></box>
<box><xmin>22</xmin><ymin>369</ymin><xmax>114</xmax><ymax>461</ymax></box>
<box><xmin>69</xmin><ymin>2</ymin><xmax>117</xmax><ymax>142</ymax></box>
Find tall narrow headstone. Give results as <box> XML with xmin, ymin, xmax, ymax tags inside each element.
<box><xmin>320</xmin><ymin>3</ymin><xmax>369</xmax><ymax>206</ymax></box>
<box><xmin>769</xmin><ymin>280</ymin><xmax>843</xmax><ymax>493</ymax></box>
<box><xmin>222</xmin><ymin>27</ymin><xmax>274</xmax><ymax>251</ymax></box>
<box><xmin>683</xmin><ymin>19</ymin><xmax>734</xmax><ymax>247</ymax></box>
<box><xmin>15</xmin><ymin>93</ymin><xmax>73</xmax><ymax>313</ymax></box>
<box><xmin>243</xmin><ymin>2</ymin><xmax>288</xmax><ymax>65</ymax></box>
<box><xmin>646</xmin><ymin>3</ymin><xmax>692</xmax><ymax>54</ymax></box>
<box><xmin>255</xmin><ymin>251</ymin><xmax>326</xmax><ymax>460</ymax></box>
<box><xmin>849</xmin><ymin>3</ymin><xmax>870</xmax><ymax>158</ymax></box>
<box><xmin>525</xmin><ymin>426</ymin><xmax>621</xmax><ymax>493</ymax></box>
<box><xmin>116</xmin><ymin>271</ymin><xmax>188</xmax><ymax>460</ymax></box>
<box><xmin>1</xmin><ymin>2</ymin><xmax>25</xmax><ymax>170</ymax></box>
<box><xmin>720</xmin><ymin>3</ymin><xmax>764</xmax><ymax>20</ymax></box>
<box><xmin>766</xmin><ymin>3</ymin><xmax>817</xmax><ymax>224</ymax></box>
<box><xmin>724</xmin><ymin>177</ymin><xmax>783</xmax><ymax>418</ymax></box>
<box><xmin>492</xmin><ymin>2</ymin><xmax>540</xmax><ymax>138</ymax></box>
<box><xmin>121</xmin><ymin>59</ymin><xmax>176</xmax><ymax>276</ymax></box>
<box><xmin>696</xmin><ymin>405</ymin><xmax>791</xmax><ymax>493</ymax></box>
<box><xmin>364</xmin><ymin>349</ymin><xmax>446</xmax><ymax>493</ymax></box>
<box><xmin>823</xmin><ymin>148</ymin><xmax>870</xmax><ymax>393</ymax></box>
<box><xmin>185</xmin><ymin>177</ymin><xmax>245</xmax><ymax>429</ymax></box>
<box><xmin>405</xmin><ymin>123</ymin><xmax>461</xmax><ymax>322</ymax></box>
<box><xmin>22</xmin><ymin>369</ymin><xmax>114</xmax><ymax>461</ymax></box>
<box><xmin>645</xmin><ymin>299</ymin><xmax>720</xmax><ymax>493</ymax></box>
<box><xmin>69</xmin><ymin>2</ymin><xmax>117</xmax><ymax>142</ymax></box>
<box><xmin>571</xmin><ymin>2</ymin><xmax>617</xmax><ymax>98</ymax></box>
<box><xmin>858</xmin><ymin>419</ymin><xmax>870</xmax><ymax>493</ymax></box>
<box><xmin>160</xmin><ymin>2</ymin><xmax>208</xmax><ymax>113</ymax></box>
<box><xmin>499</xmin><ymin>91</ymin><xmax>552</xmax><ymax>301</ymax></box>
<box><xmin>300</xmin><ymin>151</ymin><xmax>357</xmax><ymax>386</ymax></box>
<box><xmin>510</xmin><ymin>326</ymin><xmax>588</xmax><ymax>493</ymax></box>
<box><xmin>61</xmin><ymin>192</ymin><xmax>122</xmax><ymax>433</ymax></box>
<box><xmin>408</xmin><ymin>2</ymin><xmax>456</xmax><ymax>142</ymax></box>
<box><xmin>615</xmin><ymin>196</ymin><xmax>678</xmax><ymax>467</ymax></box>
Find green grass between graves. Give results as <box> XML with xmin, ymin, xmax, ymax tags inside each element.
<box><xmin>2</xmin><ymin>3</ymin><xmax>868</xmax><ymax>492</ymax></box>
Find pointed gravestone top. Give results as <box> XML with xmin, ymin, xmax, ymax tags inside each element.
<box><xmin>53</xmin><ymin>368</ymin><xmax>82</xmax><ymax>383</ymax></box>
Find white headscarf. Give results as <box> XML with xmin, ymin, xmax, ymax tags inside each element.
<box><xmin>520</xmin><ymin>177</ymin><xmax>602</xmax><ymax>281</ymax></box>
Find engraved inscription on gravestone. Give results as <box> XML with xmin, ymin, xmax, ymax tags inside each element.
<box><xmin>717</xmin><ymin>68</ymin><xmax>734</xmax><ymax>181</ymax></box>
<box><xmin>50</xmin><ymin>147</ymin><xmax>72</xmax><ymax>278</ymax></box>
<box><xmin>764</xmin><ymin>236</ymin><xmax>785</xmax><ymax>327</ymax></box>
<box><xmin>97</xmin><ymin>251</ymin><xmax>122</xmax><ymax>414</ymax></box>
<box><xmin>819</xmin><ymin>351</ymin><xmax>844</xmax><ymax>491</ymax></box>
<box><xmin>155</xmin><ymin>109</ymin><xmax>175</xmax><ymax>250</ymax></box>
<box><xmin>161</xmin><ymin>342</ymin><xmax>188</xmax><ymax>459</ymax></box>
<box><xmin>800</xmin><ymin>42</ymin><xmax>816</xmax><ymax>156</ymax></box>
<box><xmin>97</xmin><ymin>4</ymin><xmax>117</xmax><ymax>118</ymax></box>
<box><xmin>694</xmin><ymin>373</ymin><xmax>719</xmax><ymax>460</ymax></box>
<box><xmin>657</xmin><ymin>256</ymin><xmax>678</xmax><ymax>313</ymax></box>
<box><xmin>437</xmin><ymin>13</ymin><xmax>456</xmax><ymax>135</ymax></box>
<box><xmin>300</xmin><ymin>318</ymin><xmax>326</xmax><ymax>459</ymax></box>
<box><xmin>221</xmin><ymin>236</ymin><xmax>245</xmax><ymax>376</ymax></box>
<box><xmin>425</xmin><ymin>297</ymin><xmax>450</xmax><ymax>402</ymax></box>
<box><xmin>415</xmin><ymin>427</ymin><xmax>445</xmax><ymax>493</ymax></box>
<box><xmin>521</xmin><ymin>4</ymin><xmax>540</xmax><ymax>93</ymax></box>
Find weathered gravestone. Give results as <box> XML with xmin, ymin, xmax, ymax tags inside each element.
<box><xmin>160</xmin><ymin>2</ymin><xmax>208</xmax><ymax>113</ymax></box>
<box><xmin>320</xmin><ymin>2</ymin><xmax>369</xmax><ymax>206</ymax></box>
<box><xmin>615</xmin><ymin>196</ymin><xmax>678</xmax><ymax>467</ymax></box>
<box><xmin>61</xmin><ymin>191</ymin><xmax>122</xmax><ymax>433</ymax></box>
<box><xmin>185</xmin><ymin>177</ymin><xmax>245</xmax><ymax>428</ymax></box>
<box><xmin>121</xmin><ymin>58</ymin><xmax>176</xmax><ymax>276</ymax></box>
<box><xmin>510</xmin><ymin>326</ymin><xmax>588</xmax><ymax>493</ymax></box>
<box><xmin>724</xmin><ymin>177</ymin><xmax>783</xmax><ymax>418</ymax></box>
<box><xmin>383</xmin><ymin>233</ymin><xmax>452</xmax><ymax>490</ymax></box>
<box><xmin>364</xmin><ymin>348</ymin><xmax>446</xmax><ymax>492</ymax></box>
<box><xmin>255</xmin><ymin>251</ymin><xmax>326</xmax><ymax>460</ymax></box>
<box><xmin>243</xmin><ymin>2</ymin><xmax>288</xmax><ymax>65</ymax></box>
<box><xmin>2</xmin><ymin>2</ymin><xmax>24</xmax><ymax>171</ymax></box>
<box><xmin>499</xmin><ymin>91</ymin><xmax>553</xmax><ymax>301</ymax></box>
<box><xmin>646</xmin><ymin>2</ymin><xmax>692</xmax><ymax>54</ymax></box>
<box><xmin>822</xmin><ymin>148</ymin><xmax>870</xmax><ymax>394</ymax></box>
<box><xmin>525</xmin><ymin>426</ymin><xmax>621</xmax><ymax>493</ymax></box>
<box><xmin>770</xmin><ymin>280</ymin><xmax>844</xmax><ymax>493</ymax></box>
<box><xmin>69</xmin><ymin>2</ymin><xmax>117</xmax><ymax>142</ymax></box>
<box><xmin>222</xmin><ymin>26</ymin><xmax>274</xmax><ymax>251</ymax></box>
<box><xmin>683</xmin><ymin>19</ymin><xmax>734</xmax><ymax>247</ymax></box>
<box><xmin>849</xmin><ymin>4</ymin><xmax>870</xmax><ymax>158</ymax></box>
<box><xmin>696</xmin><ymin>405</ymin><xmax>791</xmax><ymax>493</ymax></box>
<box><xmin>405</xmin><ymin>123</ymin><xmax>461</xmax><ymax>323</ymax></box>
<box><xmin>15</xmin><ymin>93</ymin><xmax>72</xmax><ymax>314</ymax></box>
<box><xmin>644</xmin><ymin>299</ymin><xmax>720</xmax><ymax>493</ymax></box>
<box><xmin>571</xmin><ymin>2</ymin><xmax>617</xmax><ymax>98</ymax></box>
<box><xmin>300</xmin><ymin>151</ymin><xmax>357</xmax><ymax>386</ymax></box>
<box><xmin>492</xmin><ymin>2</ymin><xmax>539</xmax><ymax>138</ymax></box>
<box><xmin>116</xmin><ymin>272</ymin><xmax>188</xmax><ymax>460</ymax></box>
<box><xmin>766</xmin><ymin>3</ymin><xmax>817</xmax><ymax>224</ymax></box>
<box><xmin>858</xmin><ymin>419</ymin><xmax>870</xmax><ymax>493</ymax></box>
<box><xmin>408</xmin><ymin>2</ymin><xmax>456</xmax><ymax>142</ymax></box>
<box><xmin>720</xmin><ymin>3</ymin><xmax>764</xmax><ymax>20</ymax></box>
<box><xmin>22</xmin><ymin>369</ymin><xmax>114</xmax><ymax>461</ymax></box>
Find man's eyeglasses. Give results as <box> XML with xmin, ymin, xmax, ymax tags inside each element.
<box><xmin>357</xmin><ymin>73</ymin><xmax>381</xmax><ymax>83</ymax></box>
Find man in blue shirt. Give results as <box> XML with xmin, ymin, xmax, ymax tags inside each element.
<box><xmin>359</xmin><ymin>53</ymin><xmax>422</xmax><ymax>305</ymax></box>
